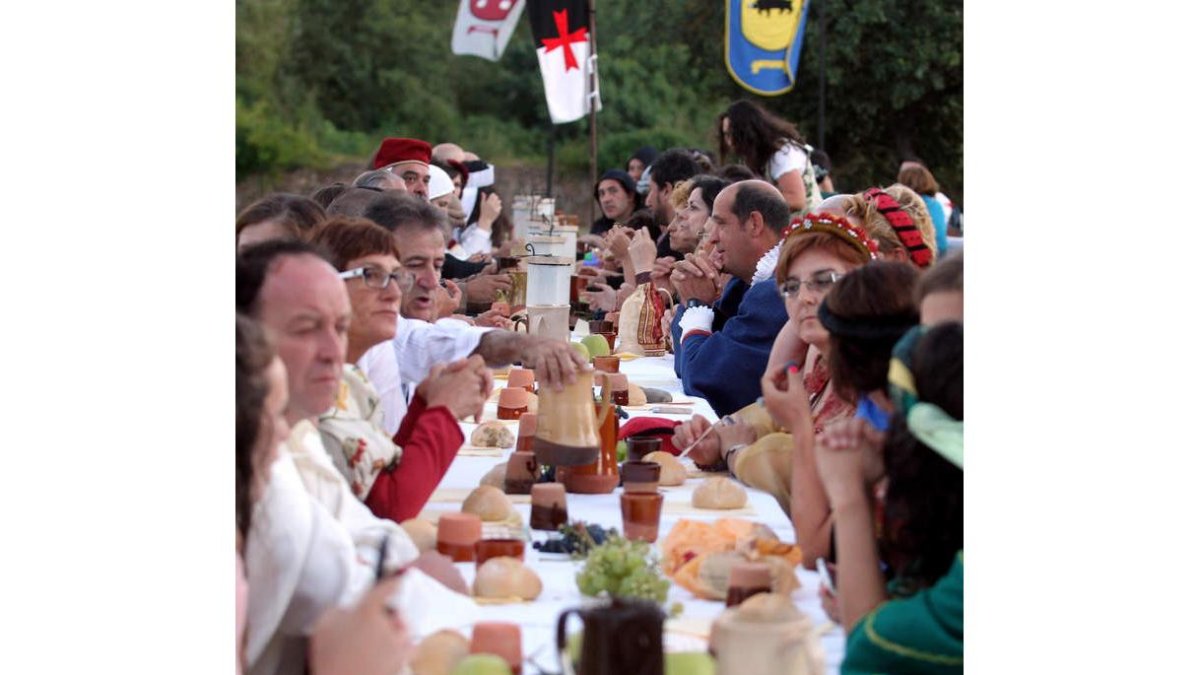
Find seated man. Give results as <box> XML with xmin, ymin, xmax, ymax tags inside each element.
<box><xmin>236</xmin><ymin>238</ymin><xmax>487</xmax><ymax>523</ymax></box>
<box><xmin>669</xmin><ymin>180</ymin><xmax>790</xmax><ymax>417</ymax></box>
<box><xmin>358</xmin><ymin>191</ymin><xmax>588</xmax><ymax>435</ymax></box>
<box><xmin>591</xmin><ymin>169</ymin><xmax>638</xmax><ymax>236</ymax></box>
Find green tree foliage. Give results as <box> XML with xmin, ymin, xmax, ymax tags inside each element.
<box><xmin>236</xmin><ymin>0</ymin><xmax>961</xmax><ymax>202</ymax></box>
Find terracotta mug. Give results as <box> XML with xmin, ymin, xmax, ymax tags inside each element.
<box><xmin>503</xmin><ymin>451</ymin><xmax>539</xmax><ymax>495</ymax></box>
<box><xmin>533</xmin><ymin>370</ymin><xmax>612</xmax><ymax>466</ymax></box>
<box><xmin>516</xmin><ymin>413</ymin><xmax>538</xmax><ymax>452</ymax></box>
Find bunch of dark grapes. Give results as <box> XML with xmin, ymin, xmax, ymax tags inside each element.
<box><xmin>532</xmin><ymin>521</ymin><xmax>615</xmax><ymax>556</ymax></box>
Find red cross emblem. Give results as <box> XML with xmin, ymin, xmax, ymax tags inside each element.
<box><xmin>540</xmin><ymin>9</ymin><xmax>588</xmax><ymax>71</ymax></box>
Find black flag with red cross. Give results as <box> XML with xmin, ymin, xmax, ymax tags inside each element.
<box><xmin>528</xmin><ymin>0</ymin><xmax>601</xmax><ymax>123</ymax></box>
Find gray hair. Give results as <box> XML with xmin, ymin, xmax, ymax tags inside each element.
<box><xmin>353</xmin><ymin>169</ymin><xmax>406</xmax><ymax>191</ymax></box>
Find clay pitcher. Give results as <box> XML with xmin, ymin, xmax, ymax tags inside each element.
<box><xmin>556</xmin><ymin>597</ymin><xmax>664</xmax><ymax>675</ymax></box>
<box><xmin>533</xmin><ymin>370</ymin><xmax>611</xmax><ymax>466</ymax></box>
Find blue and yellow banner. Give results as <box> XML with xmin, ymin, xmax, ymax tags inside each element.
<box><xmin>725</xmin><ymin>0</ymin><xmax>811</xmax><ymax>96</ymax></box>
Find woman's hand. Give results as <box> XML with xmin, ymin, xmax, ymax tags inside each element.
<box><xmin>814</xmin><ymin>419</ymin><xmax>876</xmax><ymax>509</ymax></box>
<box><xmin>477</xmin><ymin>192</ymin><xmax>503</xmax><ymax>231</ymax></box>
<box><xmin>628</xmin><ymin>228</ymin><xmax>659</xmax><ymax>275</ymax></box>
<box><xmin>417</xmin><ymin>356</ymin><xmax>491</xmax><ymax>422</ymax></box>
<box><xmin>604</xmin><ymin>227</ymin><xmax>633</xmax><ymax>260</ymax></box>
<box><xmin>583</xmin><ymin>284</ymin><xmax>617</xmax><ymax>312</ymax></box>
<box><xmin>820</xmin><ymin>417</ymin><xmax>888</xmax><ymax>485</ymax></box>
<box><xmin>760</xmin><ymin>362</ymin><xmax>813</xmax><ymax>434</ymax></box>
<box><xmin>715</xmin><ymin>419</ymin><xmax>758</xmax><ymax>452</ymax></box>
<box><xmin>309</xmin><ymin>575</ymin><xmax>412</xmax><ymax>675</ymax></box>
<box><xmin>767</xmin><ymin>321</ymin><xmax>809</xmax><ymax>374</ymax></box>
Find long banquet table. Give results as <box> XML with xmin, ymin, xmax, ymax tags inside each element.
<box><xmin>421</xmin><ymin>352</ymin><xmax>845</xmax><ymax>673</ymax></box>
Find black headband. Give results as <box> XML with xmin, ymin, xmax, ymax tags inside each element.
<box><xmin>817</xmin><ymin>301</ymin><xmax>919</xmax><ymax>341</ymax></box>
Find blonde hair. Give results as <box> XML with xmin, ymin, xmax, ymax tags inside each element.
<box><xmin>846</xmin><ymin>190</ymin><xmax>938</xmax><ymax>267</ymax></box>
<box><xmin>670</xmin><ymin>179</ymin><xmax>694</xmax><ymax>210</ymax></box>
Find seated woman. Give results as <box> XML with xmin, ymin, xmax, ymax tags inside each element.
<box><xmin>817</xmin><ymin>322</ymin><xmax>963</xmax><ymax>674</ymax></box>
<box><xmin>307</xmin><ymin>217</ymin><xmax>490</xmax><ymax>522</ymax></box>
<box><xmin>672</xmin><ymin>212</ymin><xmax>876</xmax><ymax>511</ymax></box>
<box><xmin>236</xmin><ymin>314</ymin><xmax>414</xmax><ymax>675</ymax></box>
<box><xmin>236</xmin><ymin>193</ymin><xmax>326</xmax><ymax>252</ymax></box>
<box><xmin>759</xmin><ymin>262</ymin><xmax>920</xmax><ymax>567</ymax></box>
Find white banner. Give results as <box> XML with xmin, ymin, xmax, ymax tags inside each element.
<box><xmin>451</xmin><ymin>0</ymin><xmax>527</xmax><ymax>61</ymax></box>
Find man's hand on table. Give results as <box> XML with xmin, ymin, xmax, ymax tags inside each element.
<box><xmin>465</xmin><ymin>274</ymin><xmax>513</xmax><ymax>305</ymax></box>
<box><xmin>521</xmin><ymin>336</ymin><xmax>588</xmax><ymax>391</ymax></box>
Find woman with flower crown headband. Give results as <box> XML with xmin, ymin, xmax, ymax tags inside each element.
<box><xmin>670</xmin><ymin>212</ymin><xmax>879</xmax><ymax>537</ymax></box>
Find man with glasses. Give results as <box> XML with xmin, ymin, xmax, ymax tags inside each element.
<box><xmin>668</xmin><ymin>180</ymin><xmax>790</xmax><ymax>417</ymax></box>
<box><xmin>369</xmin><ymin>137</ymin><xmax>432</xmax><ymax>199</ymax></box>
<box><xmin>356</xmin><ymin>191</ymin><xmax>589</xmax><ymax>436</ymax></box>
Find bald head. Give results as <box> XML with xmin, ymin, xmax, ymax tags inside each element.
<box><xmin>727</xmin><ymin>180</ymin><xmax>789</xmax><ymax>236</ymax></box>
<box><xmin>814</xmin><ymin>194</ymin><xmax>865</xmax><ymax>228</ymax></box>
<box><xmin>432</xmin><ymin>143</ymin><xmax>465</xmax><ymax>163</ymax></box>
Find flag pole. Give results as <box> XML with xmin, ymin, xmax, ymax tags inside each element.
<box><xmin>587</xmin><ymin>0</ymin><xmax>598</xmax><ymax>230</ymax></box>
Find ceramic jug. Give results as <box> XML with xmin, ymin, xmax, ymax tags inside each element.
<box><xmin>533</xmin><ymin>370</ymin><xmax>611</xmax><ymax>466</ymax></box>
<box><xmin>555</xmin><ymin>597</ymin><xmax>664</xmax><ymax>675</ymax></box>
<box><xmin>709</xmin><ymin>609</ymin><xmax>821</xmax><ymax>675</ymax></box>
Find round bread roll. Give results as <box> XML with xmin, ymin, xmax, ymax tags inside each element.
<box><xmin>692</xmin><ymin>477</ymin><xmax>748</xmax><ymax>510</ymax></box>
<box><xmin>400</xmin><ymin>518</ymin><xmax>438</xmax><ymax>553</ymax></box>
<box><xmin>462</xmin><ymin>485</ymin><xmax>514</xmax><ymax>522</ymax></box>
<box><xmin>627</xmin><ymin>382</ymin><xmax>648</xmax><ymax>407</ymax></box>
<box><xmin>734</xmin><ymin>592</ymin><xmax>803</xmax><ymax>623</ymax></box>
<box><xmin>479</xmin><ymin>462</ymin><xmax>506</xmax><ymax>490</ymax></box>
<box><xmin>644</xmin><ymin>450</ymin><xmax>686</xmax><ymax>486</ymax></box>
<box><xmin>411</xmin><ymin>629</ymin><xmax>469</xmax><ymax>675</ymax></box>
<box><xmin>472</xmin><ymin>556</ymin><xmax>542</xmax><ymax>600</ymax></box>
<box><xmin>470</xmin><ymin>421</ymin><xmax>515</xmax><ymax>448</ymax></box>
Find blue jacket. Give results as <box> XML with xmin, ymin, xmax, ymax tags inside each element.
<box><xmin>671</xmin><ymin>277</ymin><xmax>788</xmax><ymax>417</ymax></box>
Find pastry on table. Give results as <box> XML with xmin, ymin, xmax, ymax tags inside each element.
<box><xmin>470</xmin><ymin>421</ymin><xmax>516</xmax><ymax>448</ymax></box>
<box><xmin>692</xmin><ymin>477</ymin><xmax>748</xmax><ymax>510</ymax></box>
<box><xmin>472</xmin><ymin>556</ymin><xmax>542</xmax><ymax>601</ymax></box>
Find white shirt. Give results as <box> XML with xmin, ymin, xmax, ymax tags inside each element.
<box><xmin>768</xmin><ymin>142</ymin><xmax>808</xmax><ymax>182</ymax></box>
<box><xmin>358</xmin><ymin>317</ymin><xmax>492</xmax><ymax>436</ymax></box>
<box><xmin>244</xmin><ymin>453</ymin><xmax>368</xmax><ymax>675</ymax></box>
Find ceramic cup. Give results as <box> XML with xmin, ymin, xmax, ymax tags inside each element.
<box><xmin>436</xmin><ymin>513</ymin><xmax>482</xmax><ymax>562</ymax></box>
<box><xmin>516</xmin><ymin>413</ymin><xmax>538</xmax><ymax>453</ymax></box>
<box><xmin>608</xmin><ymin>373</ymin><xmax>629</xmax><ymax>406</ymax></box>
<box><xmin>625</xmin><ymin>436</ymin><xmax>662</xmax><ymax>462</ymax></box>
<box><xmin>497</xmin><ymin>387</ymin><xmax>529</xmax><ymax>420</ymax></box>
<box><xmin>620</xmin><ymin>460</ymin><xmax>661</xmax><ymax>494</ymax></box>
<box><xmin>508</xmin><ymin>368</ymin><xmax>536</xmax><ymax>393</ymax></box>
<box><xmin>470</xmin><ymin>621</ymin><xmax>523</xmax><ymax>674</ymax></box>
<box><xmin>530</xmin><ymin>483</ymin><xmax>569</xmax><ymax>531</ymax></box>
<box><xmin>474</xmin><ymin>538</ymin><xmax>526</xmax><ymax>569</ymax></box>
<box><xmin>725</xmin><ymin>562</ymin><xmax>773</xmax><ymax>607</ymax></box>
<box><xmin>592</xmin><ymin>355</ymin><xmax>620</xmax><ymax>374</ymax></box>
<box><xmin>619</xmin><ymin>491</ymin><xmax>664</xmax><ymax>543</ymax></box>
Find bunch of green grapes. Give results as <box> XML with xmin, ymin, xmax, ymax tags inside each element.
<box><xmin>575</xmin><ymin>535</ymin><xmax>670</xmax><ymax>603</ymax></box>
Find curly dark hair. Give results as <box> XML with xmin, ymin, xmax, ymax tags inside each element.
<box><xmin>881</xmin><ymin>322</ymin><xmax>963</xmax><ymax>592</ymax></box>
<box><xmin>717</xmin><ymin>99</ymin><xmax>804</xmax><ymax>179</ymax></box>
<box><xmin>236</xmin><ymin>313</ymin><xmax>275</xmax><ymax>543</ymax></box>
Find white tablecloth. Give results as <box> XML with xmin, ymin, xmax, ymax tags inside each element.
<box><xmin>426</xmin><ymin>354</ymin><xmax>845</xmax><ymax>673</ymax></box>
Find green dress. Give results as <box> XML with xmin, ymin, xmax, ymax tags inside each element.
<box><xmin>841</xmin><ymin>551</ymin><xmax>963</xmax><ymax>674</ymax></box>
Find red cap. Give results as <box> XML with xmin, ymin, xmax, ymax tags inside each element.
<box><xmin>372</xmin><ymin>137</ymin><xmax>432</xmax><ymax>169</ymax></box>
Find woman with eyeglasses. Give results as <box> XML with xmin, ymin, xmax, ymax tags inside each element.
<box><xmin>761</xmin><ymin>261</ymin><xmax>920</xmax><ymax>570</ymax></box>
<box><xmin>306</xmin><ymin>218</ymin><xmax>490</xmax><ymax>522</ymax></box>
<box><xmin>671</xmin><ymin>213</ymin><xmax>876</xmax><ymax>515</ymax></box>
